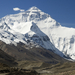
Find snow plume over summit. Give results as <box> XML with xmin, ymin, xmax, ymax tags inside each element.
<box><xmin>0</xmin><ymin>6</ymin><xmax>75</xmax><ymax>60</ymax></box>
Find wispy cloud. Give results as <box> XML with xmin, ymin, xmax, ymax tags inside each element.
<box><xmin>13</xmin><ymin>7</ymin><xmax>25</xmax><ymax>12</ymax></box>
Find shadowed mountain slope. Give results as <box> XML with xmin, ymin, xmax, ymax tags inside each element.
<box><xmin>0</xmin><ymin>40</ymin><xmax>68</xmax><ymax>63</ymax></box>
<box><xmin>0</xmin><ymin>48</ymin><xmax>17</xmax><ymax>67</ymax></box>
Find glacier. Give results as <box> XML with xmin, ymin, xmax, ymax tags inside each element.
<box><xmin>0</xmin><ymin>6</ymin><xmax>75</xmax><ymax>59</ymax></box>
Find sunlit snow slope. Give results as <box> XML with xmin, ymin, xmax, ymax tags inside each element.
<box><xmin>0</xmin><ymin>6</ymin><xmax>75</xmax><ymax>59</ymax></box>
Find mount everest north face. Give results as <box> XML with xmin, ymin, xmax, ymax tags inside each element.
<box><xmin>0</xmin><ymin>6</ymin><xmax>75</xmax><ymax>60</ymax></box>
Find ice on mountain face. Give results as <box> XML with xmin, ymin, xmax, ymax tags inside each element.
<box><xmin>1</xmin><ymin>6</ymin><xmax>75</xmax><ymax>59</ymax></box>
<box><xmin>24</xmin><ymin>22</ymin><xmax>64</xmax><ymax>57</ymax></box>
<box><xmin>48</xmin><ymin>27</ymin><xmax>75</xmax><ymax>59</ymax></box>
<box><xmin>25</xmin><ymin>22</ymin><xmax>53</xmax><ymax>49</ymax></box>
<box><xmin>22</xmin><ymin>6</ymin><xmax>50</xmax><ymax>22</ymax></box>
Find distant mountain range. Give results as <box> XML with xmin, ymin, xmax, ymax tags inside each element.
<box><xmin>0</xmin><ymin>6</ymin><xmax>75</xmax><ymax>60</ymax></box>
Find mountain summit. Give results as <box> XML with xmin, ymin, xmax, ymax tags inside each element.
<box><xmin>28</xmin><ymin>6</ymin><xmax>41</xmax><ymax>11</ymax></box>
<box><xmin>0</xmin><ymin>6</ymin><xmax>75</xmax><ymax>60</ymax></box>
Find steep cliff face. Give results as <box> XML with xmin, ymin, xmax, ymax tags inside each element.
<box><xmin>0</xmin><ymin>6</ymin><xmax>75</xmax><ymax>59</ymax></box>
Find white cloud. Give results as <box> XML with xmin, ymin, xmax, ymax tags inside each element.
<box><xmin>13</xmin><ymin>7</ymin><xmax>20</xmax><ymax>11</ymax></box>
<box><xmin>13</xmin><ymin>7</ymin><xmax>25</xmax><ymax>12</ymax></box>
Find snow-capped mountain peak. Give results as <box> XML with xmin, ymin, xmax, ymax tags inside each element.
<box><xmin>28</xmin><ymin>6</ymin><xmax>41</xmax><ymax>11</ymax></box>
<box><xmin>1</xmin><ymin>6</ymin><xmax>75</xmax><ymax>60</ymax></box>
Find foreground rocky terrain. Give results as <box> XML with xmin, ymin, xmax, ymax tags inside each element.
<box><xmin>0</xmin><ymin>60</ymin><xmax>75</xmax><ymax>75</ymax></box>
<box><xmin>0</xmin><ymin>40</ymin><xmax>74</xmax><ymax>75</ymax></box>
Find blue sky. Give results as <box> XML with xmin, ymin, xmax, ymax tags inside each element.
<box><xmin>0</xmin><ymin>0</ymin><xmax>75</xmax><ymax>28</ymax></box>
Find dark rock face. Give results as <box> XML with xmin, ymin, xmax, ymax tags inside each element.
<box><xmin>0</xmin><ymin>48</ymin><xmax>17</xmax><ymax>66</ymax></box>
<box><xmin>0</xmin><ymin>40</ymin><xmax>67</xmax><ymax>63</ymax></box>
